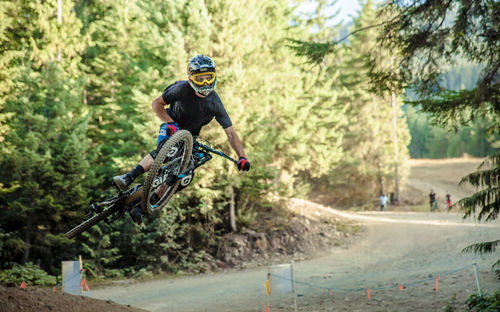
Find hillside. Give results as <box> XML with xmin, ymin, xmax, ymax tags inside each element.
<box><xmin>399</xmin><ymin>157</ymin><xmax>483</xmax><ymax>209</ymax></box>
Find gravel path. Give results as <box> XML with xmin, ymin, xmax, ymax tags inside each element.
<box><xmin>92</xmin><ymin>208</ymin><xmax>500</xmax><ymax>312</ymax></box>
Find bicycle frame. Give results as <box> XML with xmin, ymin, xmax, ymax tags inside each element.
<box><xmin>103</xmin><ymin>139</ymin><xmax>234</xmax><ymax>218</ymax></box>
<box><xmin>178</xmin><ymin>139</ymin><xmax>237</xmax><ymax>175</ymax></box>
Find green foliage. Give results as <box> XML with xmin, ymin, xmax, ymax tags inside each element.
<box><xmin>463</xmin><ymin>241</ymin><xmax>500</xmax><ymax>278</ymax></box>
<box><xmin>0</xmin><ymin>0</ymin><xmax>93</xmax><ymax>274</ymax></box>
<box><xmin>459</xmin><ymin>155</ymin><xmax>500</xmax><ymax>273</ymax></box>
<box><xmin>371</xmin><ymin>1</ymin><xmax>500</xmax><ymax>131</ymax></box>
<box><xmin>459</xmin><ymin>155</ymin><xmax>500</xmax><ymax>222</ymax></box>
<box><xmin>286</xmin><ymin>39</ymin><xmax>336</xmax><ymax>65</ymax></box>
<box><xmin>0</xmin><ymin>0</ymin><xmax>416</xmax><ymax>277</ymax></box>
<box><xmin>406</xmin><ymin>105</ymin><xmax>498</xmax><ymax>158</ymax></box>
<box><xmin>80</xmin><ymin>223</ymin><xmax>122</xmax><ymax>272</ymax></box>
<box><xmin>0</xmin><ymin>262</ymin><xmax>56</xmax><ymax>286</ymax></box>
<box><xmin>302</xmin><ymin>0</ymin><xmax>410</xmax><ymax>206</ymax></box>
<box><xmin>466</xmin><ymin>288</ymin><xmax>500</xmax><ymax>311</ymax></box>
<box><xmin>0</xmin><ymin>63</ymin><xmax>92</xmax><ymax>273</ymax></box>
<box><xmin>0</xmin><ymin>227</ymin><xmax>24</xmax><ymax>269</ymax></box>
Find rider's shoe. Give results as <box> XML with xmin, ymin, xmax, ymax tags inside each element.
<box><xmin>113</xmin><ymin>174</ymin><xmax>132</xmax><ymax>191</ymax></box>
<box><xmin>130</xmin><ymin>206</ymin><xmax>143</xmax><ymax>225</ymax></box>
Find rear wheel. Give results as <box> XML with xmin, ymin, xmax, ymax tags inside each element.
<box><xmin>142</xmin><ymin>130</ymin><xmax>193</xmax><ymax>215</ymax></box>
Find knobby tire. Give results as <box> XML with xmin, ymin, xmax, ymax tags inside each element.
<box><xmin>65</xmin><ymin>204</ymin><xmax>120</xmax><ymax>239</ymax></box>
<box><xmin>142</xmin><ymin>130</ymin><xmax>193</xmax><ymax>215</ymax></box>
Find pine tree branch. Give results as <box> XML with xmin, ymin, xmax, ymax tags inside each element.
<box><xmin>457</xmin><ymin>186</ymin><xmax>500</xmax><ymax>221</ymax></box>
<box><xmin>459</xmin><ymin>166</ymin><xmax>500</xmax><ymax>189</ymax></box>
<box><xmin>334</xmin><ymin>21</ymin><xmax>390</xmax><ymax>45</ymax></box>
<box><xmin>463</xmin><ymin>239</ymin><xmax>500</xmax><ymax>254</ymax></box>
<box><xmin>463</xmin><ymin>240</ymin><xmax>500</xmax><ymax>276</ymax></box>
<box><xmin>287</xmin><ymin>5</ymin><xmax>407</xmax><ymax>65</ymax></box>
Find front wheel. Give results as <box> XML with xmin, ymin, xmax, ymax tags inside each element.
<box><xmin>141</xmin><ymin>130</ymin><xmax>193</xmax><ymax>215</ymax></box>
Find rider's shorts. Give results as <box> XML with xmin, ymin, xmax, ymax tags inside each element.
<box><xmin>157</xmin><ymin>123</ymin><xmax>169</xmax><ymax>145</ymax></box>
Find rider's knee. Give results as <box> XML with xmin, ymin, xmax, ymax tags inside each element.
<box><xmin>149</xmin><ymin>149</ymin><xmax>158</xmax><ymax>160</ymax></box>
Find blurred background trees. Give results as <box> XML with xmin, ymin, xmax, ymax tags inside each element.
<box><xmin>289</xmin><ymin>0</ymin><xmax>499</xmax><ymax>277</ymax></box>
<box><xmin>0</xmin><ymin>0</ymin><xmax>496</xmax><ymax>278</ymax></box>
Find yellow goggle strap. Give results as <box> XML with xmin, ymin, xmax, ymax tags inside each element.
<box><xmin>191</xmin><ymin>72</ymin><xmax>216</xmax><ymax>85</ymax></box>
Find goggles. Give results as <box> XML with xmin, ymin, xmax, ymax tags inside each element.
<box><xmin>191</xmin><ymin>72</ymin><xmax>216</xmax><ymax>86</ymax></box>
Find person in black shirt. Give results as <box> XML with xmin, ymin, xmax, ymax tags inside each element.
<box><xmin>113</xmin><ymin>55</ymin><xmax>250</xmax><ymax>191</ymax></box>
<box><xmin>429</xmin><ymin>189</ymin><xmax>436</xmax><ymax>210</ymax></box>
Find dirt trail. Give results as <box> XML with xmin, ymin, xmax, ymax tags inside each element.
<box><xmin>91</xmin><ymin>207</ymin><xmax>499</xmax><ymax>312</ymax></box>
<box><xmin>90</xmin><ymin>157</ymin><xmax>500</xmax><ymax>312</ymax></box>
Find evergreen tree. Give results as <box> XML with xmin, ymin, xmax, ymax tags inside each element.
<box><xmin>305</xmin><ymin>0</ymin><xmax>410</xmax><ymax>206</ymax></box>
<box><xmin>372</xmin><ymin>0</ymin><xmax>500</xmax><ymax>273</ymax></box>
<box><xmin>77</xmin><ymin>0</ymin><xmax>167</xmax><ymax>195</ymax></box>
<box><xmin>0</xmin><ymin>0</ymin><xmax>93</xmax><ymax>273</ymax></box>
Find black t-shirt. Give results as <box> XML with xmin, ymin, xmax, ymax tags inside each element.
<box><xmin>161</xmin><ymin>81</ymin><xmax>232</xmax><ymax>136</ymax></box>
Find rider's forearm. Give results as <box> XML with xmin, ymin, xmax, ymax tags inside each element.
<box><xmin>225</xmin><ymin>127</ymin><xmax>246</xmax><ymax>158</ymax></box>
<box><xmin>152</xmin><ymin>96</ymin><xmax>175</xmax><ymax>124</ymax></box>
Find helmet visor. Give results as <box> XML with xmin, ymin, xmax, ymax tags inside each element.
<box><xmin>191</xmin><ymin>72</ymin><xmax>216</xmax><ymax>86</ymax></box>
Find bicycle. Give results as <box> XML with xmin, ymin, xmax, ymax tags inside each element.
<box><xmin>65</xmin><ymin>130</ymin><xmax>237</xmax><ymax>239</ymax></box>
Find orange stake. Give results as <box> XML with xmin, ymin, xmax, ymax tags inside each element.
<box><xmin>80</xmin><ymin>279</ymin><xmax>90</xmax><ymax>291</ymax></box>
<box><xmin>435</xmin><ymin>276</ymin><xmax>440</xmax><ymax>292</ymax></box>
<box><xmin>266</xmin><ymin>303</ymin><xmax>269</xmax><ymax>312</ymax></box>
<box><xmin>367</xmin><ymin>288</ymin><xmax>371</xmax><ymax>299</ymax></box>
<box><xmin>399</xmin><ymin>285</ymin><xmax>404</xmax><ymax>291</ymax></box>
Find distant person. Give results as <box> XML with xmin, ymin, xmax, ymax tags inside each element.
<box><xmin>380</xmin><ymin>193</ymin><xmax>388</xmax><ymax>211</ymax></box>
<box><xmin>446</xmin><ymin>192</ymin><xmax>452</xmax><ymax>209</ymax></box>
<box><xmin>429</xmin><ymin>189</ymin><xmax>437</xmax><ymax>211</ymax></box>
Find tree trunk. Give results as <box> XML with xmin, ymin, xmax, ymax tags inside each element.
<box><xmin>229</xmin><ymin>186</ymin><xmax>237</xmax><ymax>232</ymax></box>
<box><xmin>391</xmin><ymin>90</ymin><xmax>400</xmax><ymax>204</ymax></box>
<box><xmin>378</xmin><ymin>168</ymin><xmax>385</xmax><ymax>196</ymax></box>
<box><xmin>390</xmin><ymin>56</ymin><xmax>400</xmax><ymax>204</ymax></box>
<box><xmin>22</xmin><ymin>214</ymin><xmax>33</xmax><ymax>264</ymax></box>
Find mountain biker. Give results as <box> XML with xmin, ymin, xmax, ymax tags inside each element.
<box><xmin>112</xmin><ymin>55</ymin><xmax>250</xmax><ymax>193</ymax></box>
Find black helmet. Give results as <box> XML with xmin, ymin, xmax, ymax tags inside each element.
<box><xmin>187</xmin><ymin>55</ymin><xmax>217</xmax><ymax>96</ymax></box>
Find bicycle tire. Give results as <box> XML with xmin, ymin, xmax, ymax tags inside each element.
<box><xmin>142</xmin><ymin>130</ymin><xmax>193</xmax><ymax>215</ymax></box>
<box><xmin>65</xmin><ymin>204</ymin><xmax>120</xmax><ymax>239</ymax></box>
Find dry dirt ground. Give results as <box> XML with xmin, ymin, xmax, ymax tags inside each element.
<box><xmin>0</xmin><ymin>284</ymin><xmax>147</xmax><ymax>312</ymax></box>
<box><xmin>2</xmin><ymin>157</ymin><xmax>499</xmax><ymax>312</ymax></box>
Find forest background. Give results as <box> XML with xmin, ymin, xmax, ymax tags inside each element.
<box><xmin>0</xmin><ymin>0</ymin><xmax>497</xmax><ymax>282</ymax></box>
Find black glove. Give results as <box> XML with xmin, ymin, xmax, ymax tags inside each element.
<box><xmin>166</xmin><ymin>122</ymin><xmax>179</xmax><ymax>136</ymax></box>
<box><xmin>236</xmin><ymin>157</ymin><xmax>250</xmax><ymax>171</ymax></box>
